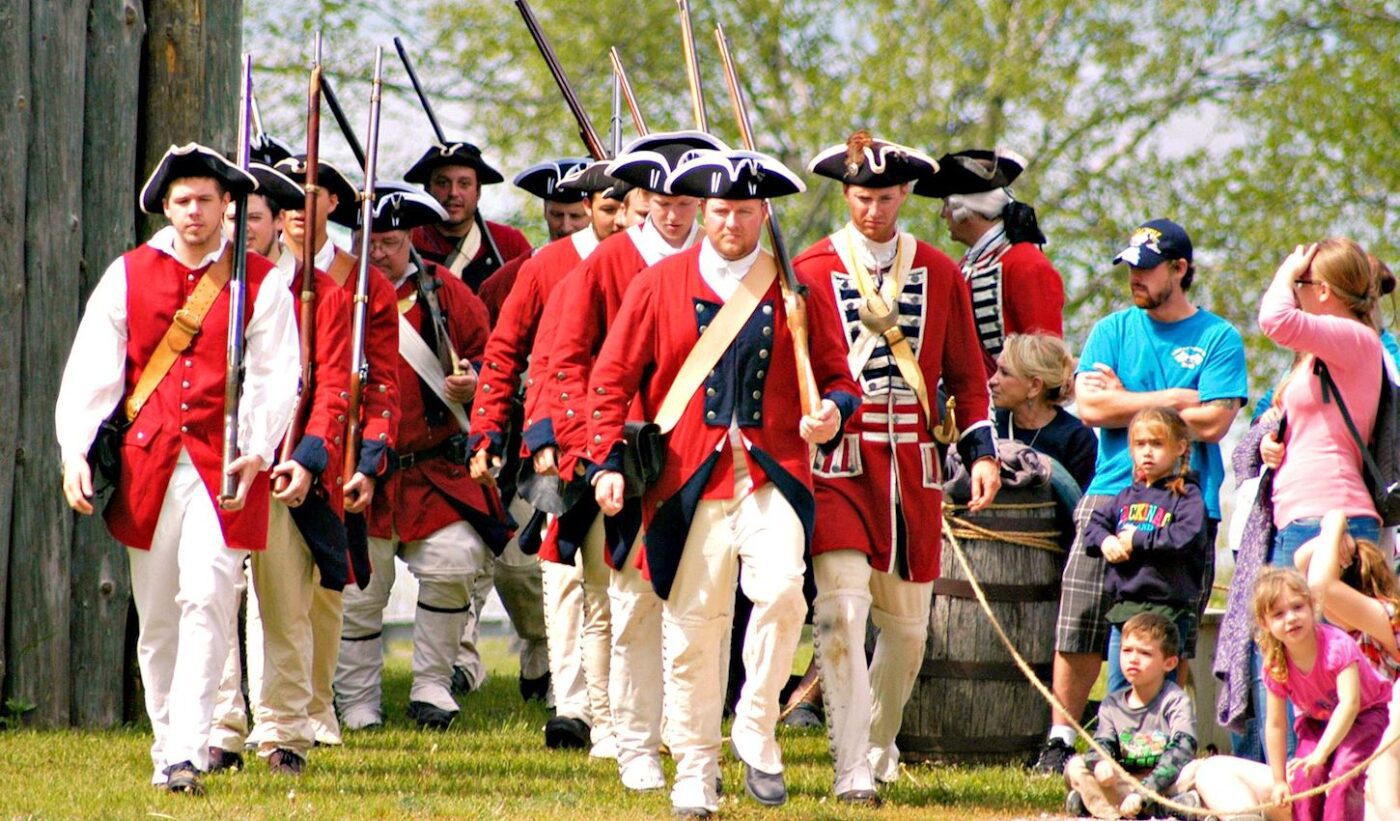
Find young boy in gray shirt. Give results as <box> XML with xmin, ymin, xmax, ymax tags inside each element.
<box><xmin>1063</xmin><ymin>612</ymin><xmax>1203</xmax><ymax>819</ymax></box>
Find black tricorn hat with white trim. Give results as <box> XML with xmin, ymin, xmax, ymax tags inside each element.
<box><xmin>604</xmin><ymin>130</ymin><xmax>730</xmax><ymax>194</ymax></box>
<box><xmin>808</xmin><ymin>131</ymin><xmax>938</xmax><ymax>188</ymax></box>
<box><xmin>913</xmin><ymin>147</ymin><xmax>1027</xmax><ymax>198</ymax></box>
<box><xmin>558</xmin><ymin>160</ymin><xmax>633</xmax><ymax>201</ymax></box>
<box><xmin>273</xmin><ymin>155</ymin><xmax>361</xmax><ymax>228</ymax></box>
<box><xmin>139</xmin><ymin>143</ymin><xmax>258</xmax><ymax>215</ymax></box>
<box><xmin>666</xmin><ymin>149</ymin><xmax>805</xmax><ymax>200</ymax></box>
<box><xmin>247</xmin><ymin>163</ymin><xmax>305</xmax><ymax>212</ymax></box>
<box><xmin>363</xmin><ymin>182</ymin><xmax>449</xmax><ymax>233</ymax></box>
<box><xmin>513</xmin><ymin>158</ymin><xmax>592</xmax><ymax>202</ymax></box>
<box><xmin>404</xmin><ymin>141</ymin><xmax>505</xmax><ymax>186</ymax></box>
<box><xmin>250</xmin><ymin>133</ymin><xmax>295</xmax><ymax>167</ymax></box>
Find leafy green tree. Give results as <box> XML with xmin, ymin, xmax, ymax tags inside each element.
<box><xmin>245</xmin><ymin>0</ymin><xmax>1398</xmax><ymax>391</ymax></box>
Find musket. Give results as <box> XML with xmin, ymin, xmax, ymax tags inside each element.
<box><xmin>220</xmin><ymin>54</ymin><xmax>255</xmax><ymax>503</ymax></box>
<box><xmin>676</xmin><ymin>0</ymin><xmax>708</xmax><ymax>131</ymax></box>
<box><xmin>392</xmin><ymin>36</ymin><xmax>506</xmax><ymax>271</ymax></box>
<box><xmin>608</xmin><ymin>48</ymin><xmax>649</xmax><ymax>137</ymax></box>
<box><xmin>713</xmin><ymin>24</ymin><xmax>819</xmax><ymax>414</ymax></box>
<box><xmin>277</xmin><ymin>32</ymin><xmax>325</xmax><ymax>490</ymax></box>
<box><xmin>345</xmin><ymin>48</ymin><xmax>384</xmax><ymax>482</ymax></box>
<box><xmin>322</xmin><ymin>72</ymin><xmax>462</xmax><ymax>380</ymax></box>
<box><xmin>609</xmin><ymin>67</ymin><xmax>622</xmax><ymax>157</ymax></box>
<box><xmin>513</xmin><ymin>0</ymin><xmax>607</xmax><ymax>161</ymax></box>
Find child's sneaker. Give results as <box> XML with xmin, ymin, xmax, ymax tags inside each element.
<box><xmin>1166</xmin><ymin>788</ymin><xmax>1203</xmax><ymax>819</ymax></box>
<box><xmin>1064</xmin><ymin>789</ymin><xmax>1089</xmax><ymax>817</ymax></box>
<box><xmin>1033</xmin><ymin>737</ymin><xmax>1075</xmax><ymax>774</ymax></box>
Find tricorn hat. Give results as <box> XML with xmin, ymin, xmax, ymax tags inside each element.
<box><xmin>404</xmin><ymin>141</ymin><xmax>505</xmax><ymax>187</ymax></box>
<box><xmin>364</xmin><ymin>183</ymin><xmax>450</xmax><ymax>233</ymax></box>
<box><xmin>139</xmin><ymin>143</ymin><xmax>258</xmax><ymax>215</ymax></box>
<box><xmin>666</xmin><ymin>149</ymin><xmax>805</xmax><ymax>200</ymax></box>
<box><xmin>246</xmin><ymin>163</ymin><xmax>305</xmax><ymax>212</ymax></box>
<box><xmin>808</xmin><ymin>132</ymin><xmax>938</xmax><ymax>188</ymax></box>
<box><xmin>605</xmin><ymin>130</ymin><xmax>730</xmax><ymax>194</ymax></box>
<box><xmin>558</xmin><ymin>159</ymin><xmax>633</xmax><ymax>201</ymax></box>
<box><xmin>249</xmin><ymin>133</ymin><xmax>295</xmax><ymax>167</ymax></box>
<box><xmin>513</xmin><ymin>158</ymin><xmax>592</xmax><ymax>202</ymax></box>
<box><xmin>274</xmin><ymin>155</ymin><xmax>361</xmax><ymax>228</ymax></box>
<box><xmin>913</xmin><ymin>148</ymin><xmax>1027</xmax><ymax>198</ymax></box>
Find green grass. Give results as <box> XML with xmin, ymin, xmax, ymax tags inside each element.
<box><xmin>0</xmin><ymin>636</ymin><xmax>1065</xmax><ymax>819</ymax></box>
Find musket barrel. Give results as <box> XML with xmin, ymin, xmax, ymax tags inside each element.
<box><xmin>221</xmin><ymin>53</ymin><xmax>255</xmax><ymax>502</ymax></box>
<box><xmin>676</xmin><ymin>0</ymin><xmax>708</xmax><ymax>131</ymax></box>
<box><xmin>515</xmin><ymin>0</ymin><xmax>607</xmax><ymax>160</ymax></box>
<box><xmin>321</xmin><ymin>75</ymin><xmax>368</xmax><ymax>170</ymax></box>
<box><xmin>609</xmin><ymin>48</ymin><xmax>649</xmax><ymax>137</ymax></box>
<box><xmin>346</xmin><ymin>48</ymin><xmax>383</xmax><ymax>480</ymax></box>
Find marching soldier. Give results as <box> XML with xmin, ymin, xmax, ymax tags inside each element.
<box><xmin>406</xmin><ymin>141</ymin><xmax>533</xmax><ymax>291</ymax></box>
<box><xmin>246</xmin><ymin>159</ymin><xmax>353</xmax><ymax>775</ymax></box>
<box><xmin>57</xmin><ymin>144</ymin><xmax>299</xmax><ymax>794</ymax></box>
<box><xmin>918</xmin><ymin>148</ymin><xmax>1064</xmax><ymax>374</ymax></box>
<box><xmin>273</xmin><ymin>155</ymin><xmax>401</xmax><ymax>747</ymax></box>
<box><xmin>542</xmin><ymin>131</ymin><xmax>726</xmax><ymax>786</ymax></box>
<box><xmin>335</xmin><ymin>187</ymin><xmax>506</xmax><ymax>731</ymax></box>
<box><xmin>588</xmin><ymin>148</ymin><xmax>861</xmax><ymax>815</ymax></box>
<box><xmin>465</xmin><ymin>157</ymin><xmax>637</xmax><ymax>752</ymax></box>
<box><xmin>476</xmin><ymin>158</ymin><xmax>623</xmax><ymax>323</ymax></box>
<box><xmin>795</xmin><ymin>133</ymin><xmax>1002</xmax><ymax>804</ymax></box>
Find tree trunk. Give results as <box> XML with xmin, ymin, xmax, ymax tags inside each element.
<box><xmin>138</xmin><ymin>0</ymin><xmax>243</xmax><ymax>239</ymax></box>
<box><xmin>0</xmin><ymin>0</ymin><xmax>32</xmax><ymax>698</ymax></box>
<box><xmin>7</xmin><ymin>0</ymin><xmax>89</xmax><ymax>727</ymax></box>
<box><xmin>70</xmin><ymin>0</ymin><xmax>147</xmax><ymax>729</ymax></box>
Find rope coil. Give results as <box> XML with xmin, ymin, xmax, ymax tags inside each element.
<box><xmin>941</xmin><ymin>510</ymin><xmax>1400</xmax><ymax>817</ymax></box>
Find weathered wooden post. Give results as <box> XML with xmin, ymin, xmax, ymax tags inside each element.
<box><xmin>70</xmin><ymin>0</ymin><xmax>148</xmax><ymax>729</ymax></box>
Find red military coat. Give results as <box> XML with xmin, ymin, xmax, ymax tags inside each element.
<box><xmin>961</xmin><ymin>234</ymin><xmax>1065</xmax><ymax>376</ymax></box>
<box><xmin>476</xmin><ymin>249</ymin><xmax>532</xmax><ymax>325</ymax></box>
<box><xmin>106</xmin><ymin>245</ymin><xmax>277</xmax><ymax>551</ymax></box>
<box><xmin>794</xmin><ymin>228</ymin><xmax>993</xmax><ymax>581</ymax></box>
<box><xmin>587</xmin><ymin>245</ymin><xmax>860</xmax><ymax>598</ymax></box>
<box><xmin>366</xmin><ymin>261</ymin><xmax>505</xmax><ymax>548</ymax></box>
<box><xmin>468</xmin><ymin>229</ymin><xmax>597</xmax><ymax>455</ymax></box>
<box><xmin>280</xmin><ymin>268</ymin><xmax>351</xmax><ymax>513</ymax></box>
<box><xmin>411</xmin><ymin>220</ymin><xmax>533</xmax><ymax>293</ymax></box>
<box><xmin>324</xmin><ymin>249</ymin><xmax>400</xmax><ymax>475</ymax></box>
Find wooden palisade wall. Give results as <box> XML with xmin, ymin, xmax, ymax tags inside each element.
<box><xmin>1</xmin><ymin>0</ymin><xmax>240</xmax><ymax>728</ymax></box>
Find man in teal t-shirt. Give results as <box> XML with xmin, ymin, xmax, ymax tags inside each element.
<box><xmin>1033</xmin><ymin>218</ymin><xmax>1247</xmax><ymax>774</ymax></box>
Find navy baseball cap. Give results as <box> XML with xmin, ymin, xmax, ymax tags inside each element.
<box><xmin>1113</xmin><ymin>218</ymin><xmax>1193</xmax><ymax>268</ymax></box>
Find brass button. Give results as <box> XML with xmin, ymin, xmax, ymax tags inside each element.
<box><xmin>762</xmin><ymin>305</ymin><xmax>773</xmax><ymax>315</ymax></box>
<box><xmin>180</xmin><ymin>403</ymin><xmax>189</xmax><ymax>411</ymax></box>
<box><xmin>698</xmin><ymin>324</ymin><xmax>708</xmax><ymax>333</ymax></box>
<box><xmin>184</xmin><ymin>359</ymin><xmax>193</xmax><ymax>367</ymax></box>
<box><xmin>180</xmin><ymin>425</ymin><xmax>188</xmax><ymax>433</ymax></box>
<box><xmin>560</xmin><ymin>392</ymin><xmax>568</xmax><ymax>400</ymax></box>
<box><xmin>377</xmin><ymin>385</ymin><xmax>387</xmax><ymax>393</ymax></box>
<box><xmin>706</xmin><ymin>387</ymin><xmax>716</xmax><ymax>396</ymax></box>
<box><xmin>753</xmin><ymin>390</ymin><xmax>762</xmax><ymax>399</ymax></box>
<box><xmin>335</xmin><ymin>436</ymin><xmax>343</xmax><ymax>444</ymax></box>
<box><xmin>757</xmin><ymin>370</ymin><xmax>765</xmax><ymax>378</ymax></box>
<box><xmin>566</xmin><ymin>409</ymin><xmax>575</xmax><ymax>418</ymax></box>
<box><xmin>556</xmin><ymin>371</ymin><xmax>566</xmax><ymax>380</ymax></box>
<box><xmin>759</xmin><ymin>350</ymin><xmax>769</xmax><ymax>359</ymax></box>
<box><xmin>595</xmin><ymin>387</ymin><xmax>605</xmax><ymax>395</ymax></box>
<box><xmin>378</xmin><ymin>433</ymin><xmax>388</xmax><ymax>441</ymax></box>
<box><xmin>762</xmin><ymin>326</ymin><xmax>771</xmax><ymax>336</ymax></box>
<box><xmin>592</xmin><ymin>410</ymin><xmax>602</xmax><ymax>419</ymax></box>
<box><xmin>706</xmin><ymin>411</ymin><xmax>716</xmax><ymax>420</ymax></box>
<box><xmin>477</xmin><ymin>408</ymin><xmax>486</xmax><ymax>415</ymax></box>
<box><xmin>181</xmin><ymin>380</ymin><xmax>190</xmax><ymax>388</ymax></box>
<box><xmin>593</xmin><ymin>434</ymin><xmax>602</xmax><ymax>444</ymax></box>
<box><xmin>752</xmin><ymin>412</ymin><xmax>760</xmax><ymax>420</ymax></box>
<box><xmin>337</xmin><ymin>414</ymin><xmax>346</xmax><ymax>422</ymax></box>
<box><xmin>381</xmin><ymin>410</ymin><xmax>391</xmax><ymax>418</ymax></box>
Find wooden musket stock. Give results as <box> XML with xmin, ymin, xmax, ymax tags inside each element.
<box><xmin>220</xmin><ymin>54</ymin><xmax>255</xmax><ymax>503</ymax></box>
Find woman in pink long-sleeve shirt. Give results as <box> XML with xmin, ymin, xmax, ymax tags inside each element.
<box><xmin>1257</xmin><ymin>239</ymin><xmax>1383</xmax><ymax>564</ymax></box>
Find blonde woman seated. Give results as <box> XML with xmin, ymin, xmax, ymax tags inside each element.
<box><xmin>989</xmin><ymin>332</ymin><xmax>1097</xmax><ymax>491</ymax></box>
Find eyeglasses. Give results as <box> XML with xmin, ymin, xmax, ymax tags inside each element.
<box><xmin>1293</xmin><ymin>278</ymin><xmax>1319</xmax><ymax>289</ymax></box>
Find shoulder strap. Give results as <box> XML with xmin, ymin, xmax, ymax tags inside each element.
<box><xmin>125</xmin><ymin>246</ymin><xmax>233</xmax><ymax>421</ymax></box>
<box><xmin>328</xmin><ymin>249</ymin><xmax>357</xmax><ymax>285</ymax></box>
<box><xmin>397</xmin><ymin>312</ymin><xmax>470</xmax><ymax>433</ymax></box>
<box><xmin>1314</xmin><ymin>358</ymin><xmax>1387</xmax><ymax>489</ymax></box>
<box><xmin>653</xmin><ymin>253</ymin><xmax>778</xmax><ymax>434</ymax></box>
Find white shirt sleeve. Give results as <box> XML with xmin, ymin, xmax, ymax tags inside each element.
<box><xmin>238</xmin><ymin>275</ymin><xmax>300</xmax><ymax>466</ymax></box>
<box><xmin>55</xmin><ymin>258</ymin><xmax>129</xmax><ymax>465</ymax></box>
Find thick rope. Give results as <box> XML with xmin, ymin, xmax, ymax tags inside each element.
<box><xmin>941</xmin><ymin>510</ymin><xmax>1400</xmax><ymax>816</ymax></box>
<box><xmin>944</xmin><ymin>512</ymin><xmax>1063</xmax><ymax>553</ymax></box>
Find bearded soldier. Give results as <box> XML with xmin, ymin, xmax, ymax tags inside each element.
<box><xmin>918</xmin><ymin>148</ymin><xmax>1064</xmax><ymax>374</ymax></box>
<box><xmin>57</xmin><ymin>144</ymin><xmax>299</xmax><ymax>794</ymax></box>
<box><xmin>794</xmin><ymin>133</ymin><xmax>1001</xmax><ymax>805</ymax></box>
<box><xmin>406</xmin><ymin>141</ymin><xmax>532</xmax><ymax>291</ymax></box>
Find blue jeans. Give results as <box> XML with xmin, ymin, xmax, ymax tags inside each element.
<box><xmin>1248</xmin><ymin>515</ymin><xmax>1382</xmax><ymax>763</ymax></box>
<box><xmin>1105</xmin><ymin>614</ymin><xmax>1194</xmax><ymax>694</ymax></box>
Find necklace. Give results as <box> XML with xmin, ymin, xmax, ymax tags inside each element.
<box><xmin>1010</xmin><ymin>406</ymin><xmax>1054</xmax><ymax>449</ymax></box>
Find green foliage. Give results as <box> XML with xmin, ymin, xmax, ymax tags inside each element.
<box><xmin>244</xmin><ymin>0</ymin><xmax>1399</xmax><ymax>393</ymax></box>
<box><xmin>0</xmin><ymin>697</ymin><xmax>36</xmax><ymax>729</ymax></box>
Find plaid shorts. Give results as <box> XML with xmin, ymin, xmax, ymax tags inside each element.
<box><xmin>1054</xmin><ymin>494</ymin><xmax>1215</xmax><ymax>657</ymax></box>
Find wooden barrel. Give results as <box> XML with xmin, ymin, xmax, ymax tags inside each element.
<box><xmin>897</xmin><ymin>485</ymin><xmax>1063</xmax><ymax>764</ymax></box>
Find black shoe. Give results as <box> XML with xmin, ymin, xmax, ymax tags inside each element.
<box><xmin>206</xmin><ymin>746</ymin><xmax>243</xmax><ymax>773</ymax></box>
<box><xmin>519</xmin><ymin>671</ymin><xmax>550</xmax><ymax>703</ymax></box>
<box><xmin>163</xmin><ymin>761</ymin><xmax>204</xmax><ymax>796</ymax></box>
<box><xmin>450</xmin><ymin>665</ymin><xmax>476</xmax><ymax>696</ymax></box>
<box><xmin>671</xmin><ymin>807</ymin><xmax>712</xmax><ymax>819</ymax></box>
<box><xmin>1065</xmin><ymin>789</ymin><xmax>1088</xmax><ymax>817</ymax></box>
<box><xmin>837</xmin><ymin>788</ymin><xmax>882</xmax><ymax>807</ymax></box>
<box><xmin>544</xmin><ymin>715</ymin><xmax>590</xmax><ymax>749</ymax></box>
<box><xmin>781</xmin><ymin>701</ymin><xmax>824</xmax><ymax>729</ymax></box>
<box><xmin>741</xmin><ymin>761</ymin><xmax>787</xmax><ymax>807</ymax></box>
<box><xmin>1032</xmin><ymin>737</ymin><xmax>1074</xmax><ymax>774</ymax></box>
<box><xmin>407</xmin><ymin>700</ymin><xmax>458</xmax><ymax>731</ymax></box>
<box><xmin>267</xmin><ymin>748</ymin><xmax>305</xmax><ymax>776</ymax></box>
